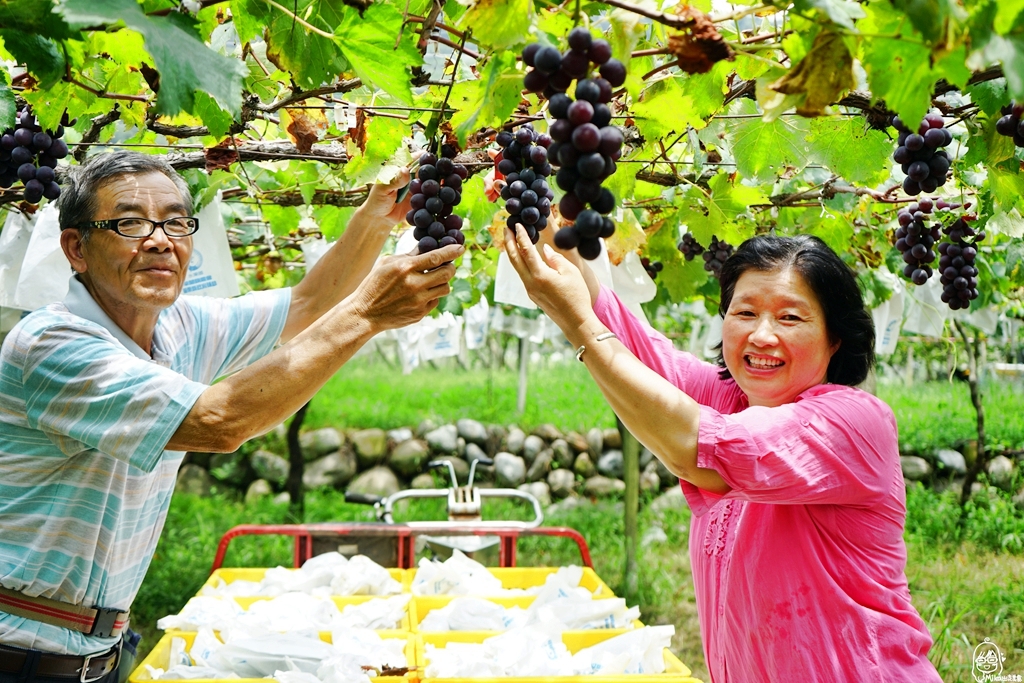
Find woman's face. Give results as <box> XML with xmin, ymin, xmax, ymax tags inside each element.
<box><xmin>721</xmin><ymin>266</ymin><xmax>839</xmax><ymax>407</ymax></box>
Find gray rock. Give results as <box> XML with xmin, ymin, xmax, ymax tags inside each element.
<box><xmin>300</xmin><ymin>428</ymin><xmax>344</xmax><ymax>460</ymax></box>
<box><xmin>389</xmin><ymin>439</ymin><xmax>430</xmax><ymax>478</ymax></box>
<box><xmin>533</xmin><ymin>424</ymin><xmax>563</xmax><ymax>442</ymax></box>
<box><xmin>351</xmin><ymin>429</ymin><xmax>387</xmax><ymax>468</ymax></box>
<box><xmin>486</xmin><ymin>424</ymin><xmax>507</xmax><ymax>456</ymax></box>
<box><xmin>464</xmin><ymin>442</ymin><xmax>488</xmax><ymax>466</ymax></box>
<box><xmin>209</xmin><ymin>451</ymin><xmax>247</xmax><ymax>485</ymax></box>
<box><xmin>639</xmin><ymin>448</ymin><xmax>654</xmax><ymax>469</ymax></box>
<box><xmin>387</xmin><ymin>428</ymin><xmax>414</xmax><ymax>445</ymax></box>
<box><xmin>347</xmin><ymin>466</ymin><xmax>400</xmax><ymax>499</ymax></box>
<box><xmin>176</xmin><ymin>464</ymin><xmax>213</xmax><ymax>497</ymax></box>
<box><xmin>934</xmin><ymin>448</ymin><xmax>967</xmax><ymax>475</ymax></box>
<box><xmin>651</xmin><ymin>486</ymin><xmax>686</xmax><ymax>514</ymax></box>
<box><xmin>901</xmin><ymin>455</ymin><xmax>932</xmax><ymax>481</ymax></box>
<box><xmin>641</xmin><ymin>525</ymin><xmax>669</xmax><ymax>548</ymax></box>
<box><xmin>586</xmin><ymin>428</ymin><xmax>604</xmax><ymax>457</ymax></box>
<box><xmin>303</xmin><ymin>450</ymin><xmax>358</xmax><ymax>489</ymax></box>
<box><xmin>565</xmin><ymin>431</ymin><xmax>589</xmax><ymax>453</ymax></box>
<box><xmin>597</xmin><ymin>450</ymin><xmax>624</xmax><ymax>479</ymax></box>
<box><xmin>426</xmin><ymin>425</ymin><xmax>459</xmax><ymax>453</ymax></box>
<box><xmin>547</xmin><ymin>468</ymin><xmax>576</xmax><ymax>498</ymax></box>
<box><xmin>602</xmin><ymin>428</ymin><xmax>622</xmax><ymax>450</ymax></box>
<box><xmin>432</xmin><ymin>456</ymin><xmax>469</xmax><ymax>484</ymax></box>
<box><xmin>251</xmin><ymin>449</ymin><xmax>289</xmax><ymax>485</ymax></box>
<box><xmin>506</xmin><ymin>428</ymin><xmax>526</xmax><ymax>455</ymax></box>
<box><xmin>584</xmin><ymin>475</ymin><xmax>625</xmax><ymax>497</ymax></box>
<box><xmin>640</xmin><ymin>469</ymin><xmax>661</xmax><ymax>492</ymax></box>
<box><xmin>272</xmin><ymin>491</ymin><xmax>291</xmax><ymax>505</ymax></box>
<box><xmin>551</xmin><ymin>439</ymin><xmax>574</xmax><ymax>469</ymax></box>
<box><xmin>416</xmin><ymin>419</ymin><xmax>438</xmax><ymax>438</ymax></box>
<box><xmin>494</xmin><ymin>452</ymin><xmax>527</xmax><ymax>487</ymax></box>
<box><xmin>457</xmin><ymin>419</ymin><xmax>488</xmax><ymax>445</ymax></box>
<box><xmin>411</xmin><ymin>473</ymin><xmax>436</xmax><ymax>489</ymax></box>
<box><xmin>245</xmin><ymin>479</ymin><xmax>273</xmax><ymax>503</ymax></box>
<box><xmin>1013</xmin><ymin>486</ymin><xmax>1024</xmax><ymax>511</ymax></box>
<box><xmin>526</xmin><ymin>449</ymin><xmax>552</xmax><ymax>482</ymax></box>
<box><xmin>574</xmin><ymin>452</ymin><xmax>597</xmax><ymax>478</ymax></box>
<box><xmin>986</xmin><ymin>455</ymin><xmax>1016</xmax><ymax>490</ymax></box>
<box><xmin>518</xmin><ymin>481</ymin><xmax>551</xmax><ymax>507</ymax></box>
<box><xmin>522</xmin><ymin>435</ymin><xmax>546</xmax><ymax>465</ymax></box>
<box><xmin>652</xmin><ymin>457</ymin><xmax>677</xmax><ymax>488</ymax></box>
<box><xmin>456</xmin><ymin>437</ymin><xmax>466</xmax><ymax>458</ymax></box>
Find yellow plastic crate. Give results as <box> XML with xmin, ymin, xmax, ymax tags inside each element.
<box><xmin>198</xmin><ymin>566</ymin><xmax>409</xmax><ymax>596</ymax></box>
<box><xmin>407</xmin><ymin>567</ymin><xmax>615</xmax><ymax>598</ymax></box>
<box><xmin>129</xmin><ymin>630</ymin><xmax>417</xmax><ymax>683</ymax></box>
<box><xmin>410</xmin><ymin>596</ymin><xmax>642</xmax><ymax>632</ymax></box>
<box><xmin>417</xmin><ymin>630</ymin><xmax>699</xmax><ymax>682</ymax></box>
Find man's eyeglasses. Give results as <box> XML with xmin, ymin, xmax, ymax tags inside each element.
<box><xmin>77</xmin><ymin>217</ymin><xmax>199</xmax><ymax>238</ymax></box>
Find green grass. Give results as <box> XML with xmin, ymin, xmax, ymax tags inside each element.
<box><xmin>133</xmin><ymin>484</ymin><xmax>1024</xmax><ymax>682</ymax></box>
<box><xmin>305</xmin><ymin>357</ymin><xmax>616</xmax><ymax>433</ymax></box>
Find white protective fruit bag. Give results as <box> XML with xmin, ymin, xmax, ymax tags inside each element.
<box><xmin>13</xmin><ymin>204</ymin><xmax>70</xmax><ymax>311</ymax></box>
<box><xmin>181</xmin><ymin>193</ymin><xmax>239</xmax><ymax>298</ymax></box>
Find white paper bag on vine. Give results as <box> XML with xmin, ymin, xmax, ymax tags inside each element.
<box><xmin>182</xmin><ymin>193</ymin><xmax>239</xmax><ymax>298</ymax></box>
<box><xmin>0</xmin><ymin>209</ymin><xmax>32</xmax><ymax>308</ymax></box>
<box><xmin>14</xmin><ymin>204</ymin><xmax>70</xmax><ymax>311</ymax></box>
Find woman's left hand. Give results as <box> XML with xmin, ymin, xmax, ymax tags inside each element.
<box><xmin>503</xmin><ymin>226</ymin><xmax>595</xmax><ymax>333</ymax></box>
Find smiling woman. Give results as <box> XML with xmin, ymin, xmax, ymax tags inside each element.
<box><xmin>502</xmin><ymin>230</ymin><xmax>942</xmax><ymax>683</ymax></box>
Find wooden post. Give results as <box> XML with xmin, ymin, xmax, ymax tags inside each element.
<box><xmin>618</xmin><ymin>417</ymin><xmax>640</xmax><ymax>604</ymax></box>
<box><xmin>517</xmin><ymin>337</ymin><xmax>529</xmax><ymax>414</ymax></box>
<box><xmin>954</xmin><ymin>320</ymin><xmax>987</xmax><ymax>507</ymax></box>
<box><xmin>286</xmin><ymin>401</ymin><xmax>310</xmax><ymax>521</ymax></box>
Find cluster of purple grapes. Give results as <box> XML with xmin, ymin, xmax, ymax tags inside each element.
<box><xmin>522</xmin><ymin>28</ymin><xmax>626</xmax><ymax>261</ymax></box>
<box><xmin>0</xmin><ymin>107</ymin><xmax>69</xmax><ymax>203</ymax></box>
<box><xmin>406</xmin><ymin>152</ymin><xmax>468</xmax><ymax>253</ymax></box>
<box><xmin>496</xmin><ymin>124</ymin><xmax>555</xmax><ymax>244</ymax></box>
<box><xmin>892</xmin><ymin>113</ymin><xmax>952</xmax><ymax>196</ymax></box>
<box><xmin>702</xmin><ymin>236</ymin><xmax>733</xmax><ymax>279</ymax></box>
<box><xmin>677</xmin><ymin>232</ymin><xmax>704</xmax><ymax>261</ymax></box>
<box><xmin>640</xmin><ymin>257</ymin><xmax>662</xmax><ymax>280</ymax></box>
<box><xmin>895</xmin><ymin>199</ymin><xmax>941</xmax><ymax>285</ymax></box>
<box><xmin>995</xmin><ymin>102</ymin><xmax>1024</xmax><ymax>146</ymax></box>
<box><xmin>939</xmin><ymin>218</ymin><xmax>984</xmax><ymax>310</ymax></box>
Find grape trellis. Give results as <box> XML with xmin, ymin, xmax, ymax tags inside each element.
<box><xmin>1</xmin><ymin>0</ymin><xmax>1023</xmax><ymax>501</ymax></box>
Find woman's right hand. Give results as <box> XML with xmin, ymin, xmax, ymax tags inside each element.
<box><xmin>536</xmin><ymin>225</ymin><xmax>601</xmax><ymax>305</ymax></box>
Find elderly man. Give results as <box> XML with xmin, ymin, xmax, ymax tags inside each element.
<box><xmin>0</xmin><ymin>151</ymin><xmax>461</xmax><ymax>682</ymax></box>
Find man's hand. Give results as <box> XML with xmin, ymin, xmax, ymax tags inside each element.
<box><xmin>351</xmin><ymin>243</ymin><xmax>463</xmax><ymax>332</ymax></box>
<box><xmin>356</xmin><ymin>169</ymin><xmax>413</xmax><ymax>226</ymax></box>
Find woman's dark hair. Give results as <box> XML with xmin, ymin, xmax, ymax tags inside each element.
<box><xmin>715</xmin><ymin>234</ymin><xmax>875</xmax><ymax>386</ymax></box>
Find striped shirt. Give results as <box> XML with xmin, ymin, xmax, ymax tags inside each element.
<box><xmin>0</xmin><ymin>275</ymin><xmax>290</xmax><ymax>655</ymax></box>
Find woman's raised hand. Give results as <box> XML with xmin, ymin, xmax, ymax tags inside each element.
<box><xmin>503</xmin><ymin>225</ymin><xmax>595</xmax><ymax>333</ymax></box>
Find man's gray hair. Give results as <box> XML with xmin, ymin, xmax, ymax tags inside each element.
<box><xmin>57</xmin><ymin>151</ymin><xmax>194</xmax><ymax>238</ymax></box>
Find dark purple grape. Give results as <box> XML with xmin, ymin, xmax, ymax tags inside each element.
<box><xmin>568</xmin><ymin>27</ymin><xmax>592</xmax><ymax>52</ymax></box>
<box><xmin>445</xmin><ymin>174</ymin><xmax>463</xmax><ymax>190</ymax></box>
<box><xmin>535</xmin><ymin>46</ymin><xmax>562</xmax><ymax>73</ymax></box>
<box><xmin>561</xmin><ymin>50</ymin><xmax>589</xmax><ymax>78</ymax></box>
<box><xmin>13</xmin><ymin>128</ymin><xmax>32</xmax><ymax>147</ymax></box>
<box><xmin>520</xmin><ymin>189</ymin><xmax>538</xmax><ymax>206</ymax></box>
<box><xmin>599</xmin><ymin>59</ymin><xmax>626</xmax><ymax>87</ymax></box>
<box><xmin>572</xmin><ymin>123</ymin><xmax>600</xmax><ymax>152</ymax></box>
<box><xmin>438</xmin><ymin>236</ymin><xmax>458</xmax><ymax>248</ymax></box>
<box><xmin>506</xmin><ymin>197</ymin><xmax>522</xmax><ymax>215</ymax></box>
<box><xmin>523</xmin><ymin>43</ymin><xmax>541</xmax><ymax>67</ymax></box>
<box><xmin>556</xmin><ymin>166</ymin><xmax>579</xmax><ymax>191</ymax></box>
<box><xmin>549</xmin><ymin>70</ymin><xmax>573</xmax><ymax>92</ymax></box>
<box><xmin>905</xmin><ymin>134</ymin><xmax>924</xmax><ymax>151</ymax></box>
<box><xmin>591</xmin><ymin>103</ymin><xmax>611</xmax><ymax>128</ymax></box>
<box><xmin>577</xmin><ymin>237</ymin><xmax>602</xmax><ymax>260</ymax></box>
<box><xmin>588</xmin><ymin>40</ymin><xmax>612</xmax><ymax>65</ymax></box>
<box><xmin>11</xmin><ymin>146</ymin><xmax>30</xmax><ymax>165</ymax></box>
<box><xmin>444</xmin><ymin>214</ymin><xmax>463</xmax><ymax>231</ymax></box>
<box><xmin>509</xmin><ymin>180</ymin><xmax>526</xmax><ymax>197</ymax></box>
<box><xmin>414</xmin><ymin>208</ymin><xmax>434</xmax><ymax>228</ymax></box>
<box><xmin>32</xmin><ymin>132</ymin><xmax>51</xmax><ymax>151</ymax></box>
<box><xmin>923</xmin><ymin>128</ymin><xmax>944</xmax><ymax>148</ymax></box>
<box><xmin>498</xmin><ymin>158</ymin><xmax>517</xmax><ymax>176</ymax></box>
<box><xmin>530</xmin><ymin>146</ymin><xmax>548</xmax><ymax>165</ymax></box>
<box><xmin>577</xmin><ymin>152</ymin><xmax>605</xmax><ymax>179</ymax></box>
<box><xmin>554</xmin><ymin>226</ymin><xmax>580</xmax><ymax>249</ymax></box>
<box><xmin>559</xmin><ymin>192</ymin><xmax>585</xmax><ymax>220</ymax></box>
<box><xmin>550</xmin><ymin>118</ymin><xmax>574</xmax><ymax>142</ymax></box>
<box><xmin>496</xmin><ymin>131</ymin><xmax>514</xmax><ymax>147</ymax></box>
<box><xmin>598</xmin><ymin>127</ymin><xmax>624</xmax><ymax>156</ymax></box>
<box><xmin>35</xmin><ymin>165</ymin><xmax>54</xmax><ymax>184</ymax></box>
<box><xmin>516</xmin><ymin>128</ymin><xmax>533</xmax><ymax>146</ymax></box>
<box><xmin>568</xmin><ymin>100</ymin><xmax>594</xmax><ymax>125</ymax></box>
<box><xmin>418</xmin><ymin>165</ymin><xmax>437</xmax><ymax>181</ymax></box>
<box><xmin>439</xmin><ymin>186</ymin><xmax>457</xmax><ymax>204</ymax></box>
<box><xmin>421</xmin><ymin>179</ymin><xmax>440</xmax><ymax>196</ymax></box>
<box><xmin>16</xmin><ymin>163</ymin><xmax>35</xmax><ymax>181</ymax></box>
<box><xmin>428</xmin><ymin>222</ymin><xmax>446</xmax><ymax>239</ymax></box>
<box><xmin>575</xmin><ymin>209</ymin><xmax>603</xmax><ymax>238</ymax></box>
<box><xmin>594</xmin><ymin>78</ymin><xmax>612</xmax><ymax>103</ymax></box>
<box><xmin>592</xmin><ymin>188</ymin><xmax>615</xmax><ymax>214</ymax></box>
<box><xmin>574</xmin><ymin>178</ymin><xmax>601</xmax><ymax>203</ymax></box>
<box><xmin>575</xmin><ymin>79</ymin><xmax>601</xmax><ymax>103</ymax></box>
<box><xmin>521</xmin><ymin>206</ymin><xmax>541</xmax><ymax>224</ymax></box>
<box><xmin>0</xmin><ymin>134</ymin><xmax>14</xmax><ymax>150</ymax></box>
<box><xmin>893</xmin><ymin>146</ymin><xmax>910</xmax><ymax>164</ymax></box>
<box><xmin>907</xmin><ymin>161</ymin><xmax>930</xmax><ymax>182</ymax></box>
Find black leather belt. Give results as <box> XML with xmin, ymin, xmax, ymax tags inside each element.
<box><xmin>0</xmin><ymin>641</ymin><xmax>120</xmax><ymax>682</ymax></box>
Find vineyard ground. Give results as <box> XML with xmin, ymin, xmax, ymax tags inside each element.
<box><xmin>137</xmin><ymin>488</ymin><xmax>1024</xmax><ymax>682</ymax></box>
<box><xmin>307</xmin><ymin>356</ymin><xmax>1024</xmax><ymax>454</ymax></box>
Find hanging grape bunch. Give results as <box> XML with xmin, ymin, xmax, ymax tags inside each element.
<box><xmin>677</xmin><ymin>232</ymin><xmax>705</xmax><ymax>261</ymax></box>
<box><xmin>521</xmin><ymin>27</ymin><xmax>627</xmax><ymax>260</ymax></box>
<box><xmin>891</xmin><ymin>113</ymin><xmax>951</xmax><ymax>196</ymax></box>
<box><xmin>938</xmin><ymin>217</ymin><xmax>984</xmax><ymax>311</ymax></box>
<box><xmin>894</xmin><ymin>198</ymin><xmax>941</xmax><ymax>285</ymax></box>
<box><xmin>994</xmin><ymin>102</ymin><xmax>1024</xmax><ymax>147</ymax></box>
<box><xmin>702</xmin><ymin>236</ymin><xmax>733</xmax><ymax>279</ymax></box>
<box><xmin>406</xmin><ymin>151</ymin><xmax>468</xmax><ymax>253</ymax></box>
<box><xmin>640</xmin><ymin>257</ymin><xmax>662</xmax><ymax>280</ymax></box>
<box><xmin>0</xmin><ymin>106</ymin><xmax>70</xmax><ymax>203</ymax></box>
<box><xmin>494</xmin><ymin>124</ymin><xmax>555</xmax><ymax>244</ymax></box>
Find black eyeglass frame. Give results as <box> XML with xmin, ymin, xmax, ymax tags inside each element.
<box><xmin>74</xmin><ymin>216</ymin><xmax>200</xmax><ymax>238</ymax></box>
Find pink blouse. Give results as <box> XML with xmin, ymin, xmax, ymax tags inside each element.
<box><xmin>593</xmin><ymin>287</ymin><xmax>940</xmax><ymax>683</ymax></box>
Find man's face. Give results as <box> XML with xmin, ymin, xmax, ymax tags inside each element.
<box><xmin>78</xmin><ymin>172</ymin><xmax>193</xmax><ymax>315</ymax></box>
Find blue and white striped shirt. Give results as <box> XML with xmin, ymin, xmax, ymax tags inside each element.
<box><xmin>0</xmin><ymin>276</ymin><xmax>290</xmax><ymax>654</ymax></box>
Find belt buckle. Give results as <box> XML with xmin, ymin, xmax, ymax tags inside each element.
<box><xmin>88</xmin><ymin>607</ymin><xmax>121</xmax><ymax>639</ymax></box>
<box><xmin>79</xmin><ymin>640</ymin><xmax>120</xmax><ymax>683</ymax></box>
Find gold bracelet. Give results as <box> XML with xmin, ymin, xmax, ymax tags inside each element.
<box><xmin>575</xmin><ymin>332</ymin><xmax>618</xmax><ymax>362</ymax></box>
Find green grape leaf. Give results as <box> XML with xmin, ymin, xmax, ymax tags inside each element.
<box><xmin>247</xmin><ymin>0</ymin><xmax>346</xmax><ymax>90</ymax></box>
<box><xmin>806</xmin><ymin>117</ymin><xmax>894</xmax><ymax>185</ymax></box>
<box><xmin>792</xmin><ymin>0</ymin><xmax>865</xmax><ymax>29</ymax></box>
<box><xmin>314</xmin><ymin>205</ymin><xmax>356</xmax><ymax>240</ymax></box>
<box><xmin>610</xmin><ymin>8</ymin><xmax>646</xmax><ymax>62</ymax></box>
<box><xmin>461</xmin><ymin>174</ymin><xmax>500</xmax><ymax>234</ymax></box>
<box><xmin>0</xmin><ymin>31</ymin><xmax>64</xmax><ymax>87</ymax></box>
<box><xmin>0</xmin><ymin>0</ymin><xmax>76</xmax><ymax>39</ymax></box>
<box><xmin>632</xmin><ymin>77</ymin><xmax>710</xmax><ymax>147</ymax></box>
<box><xmin>449</xmin><ymin>51</ymin><xmax>522</xmax><ymax>147</ymax></box>
<box><xmin>766</xmin><ymin>30</ymin><xmax>854</xmax><ymax>117</ymax></box>
<box><xmin>681</xmin><ymin>173</ymin><xmax>763</xmax><ymax>246</ymax></box>
<box><xmin>230</xmin><ymin>0</ymin><xmax>268</xmax><ymax>44</ymax></box>
<box><xmin>194</xmin><ymin>91</ymin><xmax>234</xmax><ymax>138</ymax></box>
<box><xmin>646</xmin><ymin>218</ymin><xmax>709</xmax><ymax>302</ymax></box>
<box><xmin>995</xmin><ymin>0</ymin><xmax>1024</xmax><ymax>33</ymax></box>
<box><xmin>0</xmin><ymin>72</ymin><xmax>15</xmax><ymax>130</ymax></box>
<box><xmin>460</xmin><ymin>0</ymin><xmax>534</xmax><ymax>50</ymax></box>
<box><xmin>59</xmin><ymin>0</ymin><xmax>246</xmax><ymax>116</ymax></box>
<box><xmin>966</xmin><ymin>78</ymin><xmax>1010</xmax><ymax>117</ymax></box>
<box><xmin>335</xmin><ymin>2</ymin><xmax>422</xmax><ymax>104</ymax></box>
<box><xmin>969</xmin><ymin>33</ymin><xmax>1024</xmax><ymax>102</ymax></box>
<box><xmin>988</xmin><ymin>164</ymin><xmax>1024</xmax><ymax>210</ymax></box>
<box><xmin>263</xmin><ymin>204</ymin><xmax>302</xmax><ymax>237</ymax></box>
<box><xmin>963</xmin><ymin>116</ymin><xmax>1015</xmax><ymax>167</ymax></box>
<box><xmin>729</xmin><ymin>107</ymin><xmax>810</xmax><ymax>182</ymax></box>
<box><xmin>345</xmin><ymin>114</ymin><xmax>405</xmax><ymax>185</ymax></box>
<box><xmin>987</xmin><ymin>207</ymin><xmax>1024</xmax><ymax>239</ymax></box>
<box><xmin>889</xmin><ymin>0</ymin><xmax>967</xmax><ymax>44</ymax></box>
<box><xmin>22</xmin><ymin>80</ymin><xmax>88</xmax><ymax>130</ymax></box>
